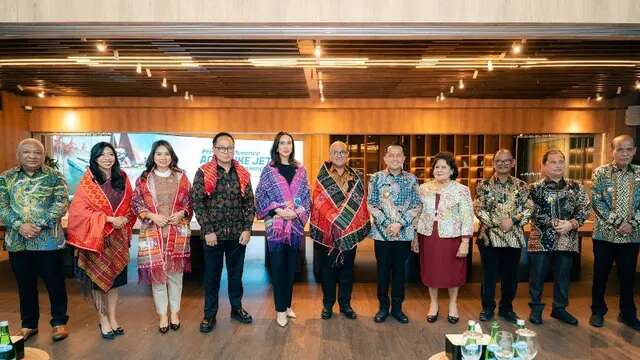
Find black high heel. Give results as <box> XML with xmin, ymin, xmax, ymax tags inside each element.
<box><xmin>447</xmin><ymin>315</ymin><xmax>460</xmax><ymax>324</ymax></box>
<box><xmin>99</xmin><ymin>324</ymin><xmax>115</xmax><ymax>340</ymax></box>
<box><xmin>170</xmin><ymin>322</ymin><xmax>180</xmax><ymax>331</ymax></box>
<box><xmin>426</xmin><ymin>312</ymin><xmax>439</xmax><ymax>323</ymax></box>
<box><xmin>113</xmin><ymin>327</ymin><xmax>124</xmax><ymax>336</ymax></box>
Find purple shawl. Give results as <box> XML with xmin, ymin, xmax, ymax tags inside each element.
<box><xmin>255</xmin><ymin>162</ymin><xmax>311</xmax><ymax>250</ymax></box>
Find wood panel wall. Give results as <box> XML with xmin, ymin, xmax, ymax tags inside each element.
<box><xmin>1</xmin><ymin>93</ymin><xmax>636</xmax><ymax>174</ymax></box>
<box><xmin>0</xmin><ymin>93</ymin><xmax>29</xmax><ymax>171</ymax></box>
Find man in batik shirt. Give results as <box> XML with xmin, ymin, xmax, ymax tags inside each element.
<box><xmin>528</xmin><ymin>149</ymin><xmax>589</xmax><ymax>326</ymax></box>
<box><xmin>0</xmin><ymin>138</ymin><xmax>70</xmax><ymax>341</ymax></box>
<box><xmin>589</xmin><ymin>134</ymin><xmax>640</xmax><ymax>331</ymax></box>
<box><xmin>367</xmin><ymin>144</ymin><xmax>421</xmax><ymax>324</ymax></box>
<box><xmin>474</xmin><ymin>149</ymin><xmax>533</xmax><ymax>324</ymax></box>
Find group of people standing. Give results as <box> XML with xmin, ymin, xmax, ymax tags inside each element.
<box><xmin>0</xmin><ymin>132</ymin><xmax>638</xmax><ymax>344</ymax></box>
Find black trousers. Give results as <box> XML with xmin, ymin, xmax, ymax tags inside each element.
<box><xmin>9</xmin><ymin>249</ymin><xmax>69</xmax><ymax>329</ymax></box>
<box><xmin>528</xmin><ymin>251</ymin><xmax>574</xmax><ymax>312</ymax></box>
<box><xmin>319</xmin><ymin>245</ymin><xmax>356</xmax><ymax>310</ymax></box>
<box><xmin>374</xmin><ymin>240</ymin><xmax>411</xmax><ymax>312</ymax></box>
<box><xmin>270</xmin><ymin>244</ymin><xmax>299</xmax><ymax>312</ymax></box>
<box><xmin>478</xmin><ymin>245</ymin><xmax>521</xmax><ymax>313</ymax></box>
<box><xmin>591</xmin><ymin>240</ymin><xmax>640</xmax><ymax>319</ymax></box>
<box><xmin>203</xmin><ymin>241</ymin><xmax>247</xmax><ymax>318</ymax></box>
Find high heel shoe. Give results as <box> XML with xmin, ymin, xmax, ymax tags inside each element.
<box><xmin>286</xmin><ymin>308</ymin><xmax>296</xmax><ymax>319</ymax></box>
<box><xmin>426</xmin><ymin>311</ymin><xmax>439</xmax><ymax>323</ymax></box>
<box><xmin>113</xmin><ymin>327</ymin><xmax>124</xmax><ymax>336</ymax></box>
<box><xmin>170</xmin><ymin>322</ymin><xmax>180</xmax><ymax>331</ymax></box>
<box><xmin>98</xmin><ymin>324</ymin><xmax>115</xmax><ymax>340</ymax></box>
<box><xmin>447</xmin><ymin>315</ymin><xmax>460</xmax><ymax>324</ymax></box>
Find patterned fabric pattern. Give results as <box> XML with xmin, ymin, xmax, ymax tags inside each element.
<box><xmin>192</xmin><ymin>164</ymin><xmax>255</xmax><ymax>241</ymax></box>
<box><xmin>256</xmin><ymin>162</ymin><xmax>311</xmax><ymax>250</ymax></box>
<box><xmin>474</xmin><ymin>175</ymin><xmax>533</xmax><ymax>247</ymax></box>
<box><xmin>367</xmin><ymin>170</ymin><xmax>421</xmax><ymax>242</ymax></box>
<box><xmin>591</xmin><ymin>163</ymin><xmax>640</xmax><ymax>243</ymax></box>
<box><xmin>68</xmin><ymin>170</ymin><xmax>136</xmax><ymax>291</ymax></box>
<box><xmin>310</xmin><ymin>162</ymin><xmax>371</xmax><ymax>252</ymax></box>
<box><xmin>201</xmin><ymin>157</ymin><xmax>251</xmax><ymax>196</ymax></box>
<box><xmin>528</xmin><ymin>177</ymin><xmax>590</xmax><ymax>252</ymax></box>
<box><xmin>0</xmin><ymin>166</ymin><xmax>69</xmax><ymax>251</ymax></box>
<box><xmin>133</xmin><ymin>171</ymin><xmax>193</xmax><ymax>285</ymax></box>
<box><xmin>416</xmin><ymin>180</ymin><xmax>474</xmax><ymax>238</ymax></box>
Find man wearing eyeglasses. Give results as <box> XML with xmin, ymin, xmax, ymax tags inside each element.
<box><xmin>474</xmin><ymin>149</ymin><xmax>533</xmax><ymax>324</ymax></box>
<box><xmin>310</xmin><ymin>141</ymin><xmax>371</xmax><ymax>320</ymax></box>
<box><xmin>192</xmin><ymin>132</ymin><xmax>255</xmax><ymax>333</ymax></box>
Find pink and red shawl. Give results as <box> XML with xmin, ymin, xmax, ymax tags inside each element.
<box><xmin>132</xmin><ymin>171</ymin><xmax>193</xmax><ymax>285</ymax></box>
<box><xmin>255</xmin><ymin>162</ymin><xmax>311</xmax><ymax>250</ymax></box>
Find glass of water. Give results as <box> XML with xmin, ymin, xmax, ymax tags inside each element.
<box><xmin>494</xmin><ymin>331</ymin><xmax>514</xmax><ymax>360</ymax></box>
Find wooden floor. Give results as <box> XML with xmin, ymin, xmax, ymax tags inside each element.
<box><xmin>0</xmin><ymin>237</ymin><xmax>638</xmax><ymax>360</ymax></box>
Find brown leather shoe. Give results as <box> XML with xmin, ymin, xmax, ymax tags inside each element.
<box><xmin>52</xmin><ymin>325</ymin><xmax>69</xmax><ymax>341</ymax></box>
<box><xmin>20</xmin><ymin>327</ymin><xmax>38</xmax><ymax>341</ymax></box>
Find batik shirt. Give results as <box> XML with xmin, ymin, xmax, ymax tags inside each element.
<box><xmin>0</xmin><ymin>166</ymin><xmax>69</xmax><ymax>251</ymax></box>
<box><xmin>591</xmin><ymin>162</ymin><xmax>640</xmax><ymax>244</ymax></box>
<box><xmin>474</xmin><ymin>175</ymin><xmax>533</xmax><ymax>248</ymax></box>
<box><xmin>192</xmin><ymin>165</ymin><xmax>255</xmax><ymax>242</ymax></box>
<box><xmin>528</xmin><ymin>177</ymin><xmax>590</xmax><ymax>252</ymax></box>
<box><xmin>367</xmin><ymin>169</ymin><xmax>421</xmax><ymax>242</ymax></box>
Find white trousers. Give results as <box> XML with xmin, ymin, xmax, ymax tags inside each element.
<box><xmin>151</xmin><ymin>271</ymin><xmax>183</xmax><ymax>315</ymax></box>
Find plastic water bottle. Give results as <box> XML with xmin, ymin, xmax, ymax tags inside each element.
<box><xmin>461</xmin><ymin>320</ymin><xmax>482</xmax><ymax>360</ymax></box>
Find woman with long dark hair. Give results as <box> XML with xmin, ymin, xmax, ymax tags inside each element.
<box><xmin>132</xmin><ymin>140</ymin><xmax>193</xmax><ymax>333</ymax></box>
<box><xmin>67</xmin><ymin>142</ymin><xmax>136</xmax><ymax>340</ymax></box>
<box><xmin>255</xmin><ymin>132</ymin><xmax>311</xmax><ymax>327</ymax></box>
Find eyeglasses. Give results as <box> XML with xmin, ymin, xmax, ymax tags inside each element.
<box><xmin>495</xmin><ymin>159</ymin><xmax>513</xmax><ymax>165</ymax></box>
<box><xmin>331</xmin><ymin>151</ymin><xmax>348</xmax><ymax>157</ymax></box>
<box><xmin>214</xmin><ymin>146</ymin><xmax>235</xmax><ymax>154</ymax></box>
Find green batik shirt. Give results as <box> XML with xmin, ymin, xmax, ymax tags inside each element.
<box><xmin>0</xmin><ymin>166</ymin><xmax>69</xmax><ymax>252</ymax></box>
<box><xmin>591</xmin><ymin>162</ymin><xmax>640</xmax><ymax>244</ymax></box>
<box><xmin>474</xmin><ymin>175</ymin><xmax>534</xmax><ymax>248</ymax></box>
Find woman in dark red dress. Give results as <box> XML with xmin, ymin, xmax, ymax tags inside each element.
<box><xmin>412</xmin><ymin>152</ymin><xmax>474</xmax><ymax>324</ymax></box>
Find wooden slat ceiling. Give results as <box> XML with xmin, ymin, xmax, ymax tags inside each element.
<box><xmin>0</xmin><ymin>39</ymin><xmax>638</xmax><ymax>99</ymax></box>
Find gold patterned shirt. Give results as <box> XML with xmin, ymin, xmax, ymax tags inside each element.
<box><xmin>591</xmin><ymin>162</ymin><xmax>640</xmax><ymax>244</ymax></box>
<box><xmin>474</xmin><ymin>175</ymin><xmax>533</xmax><ymax>248</ymax></box>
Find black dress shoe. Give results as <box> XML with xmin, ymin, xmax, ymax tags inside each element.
<box><xmin>447</xmin><ymin>315</ymin><xmax>460</xmax><ymax>324</ymax></box>
<box><xmin>231</xmin><ymin>308</ymin><xmax>253</xmax><ymax>324</ymax></box>
<box><xmin>113</xmin><ymin>327</ymin><xmax>124</xmax><ymax>336</ymax></box>
<box><xmin>321</xmin><ymin>308</ymin><xmax>333</xmax><ymax>320</ymax></box>
<box><xmin>499</xmin><ymin>311</ymin><xmax>520</xmax><ymax>324</ymax></box>
<box><xmin>529</xmin><ymin>310</ymin><xmax>543</xmax><ymax>325</ymax></box>
<box><xmin>551</xmin><ymin>309</ymin><xmax>578</xmax><ymax>326</ymax></box>
<box><xmin>426</xmin><ymin>312</ymin><xmax>439</xmax><ymax>323</ymax></box>
<box><xmin>618</xmin><ymin>314</ymin><xmax>640</xmax><ymax>331</ymax></box>
<box><xmin>199</xmin><ymin>317</ymin><xmax>216</xmax><ymax>333</ymax></box>
<box><xmin>374</xmin><ymin>310</ymin><xmax>389</xmax><ymax>323</ymax></box>
<box><xmin>589</xmin><ymin>314</ymin><xmax>604</xmax><ymax>328</ymax></box>
<box><xmin>170</xmin><ymin>322</ymin><xmax>180</xmax><ymax>331</ymax></box>
<box><xmin>340</xmin><ymin>307</ymin><xmax>357</xmax><ymax>320</ymax></box>
<box><xmin>391</xmin><ymin>310</ymin><xmax>409</xmax><ymax>324</ymax></box>
<box><xmin>479</xmin><ymin>310</ymin><xmax>494</xmax><ymax>322</ymax></box>
<box><xmin>98</xmin><ymin>324</ymin><xmax>115</xmax><ymax>340</ymax></box>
